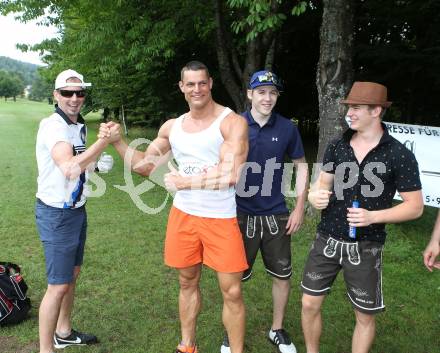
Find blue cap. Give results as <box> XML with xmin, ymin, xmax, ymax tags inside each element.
<box><xmin>249</xmin><ymin>70</ymin><xmax>283</xmax><ymax>90</ymax></box>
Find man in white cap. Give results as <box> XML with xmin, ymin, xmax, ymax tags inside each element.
<box><xmin>35</xmin><ymin>69</ymin><xmax>119</xmax><ymax>353</ymax></box>
<box><xmin>301</xmin><ymin>82</ymin><xmax>423</xmax><ymax>353</ymax></box>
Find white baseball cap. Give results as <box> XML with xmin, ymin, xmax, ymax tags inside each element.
<box><xmin>55</xmin><ymin>69</ymin><xmax>92</xmax><ymax>89</ymax></box>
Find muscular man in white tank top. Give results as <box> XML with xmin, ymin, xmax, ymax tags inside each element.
<box><xmin>101</xmin><ymin>61</ymin><xmax>249</xmax><ymax>353</ymax></box>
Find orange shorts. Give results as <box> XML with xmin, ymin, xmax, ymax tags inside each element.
<box><xmin>164</xmin><ymin>207</ymin><xmax>248</xmax><ymax>273</ymax></box>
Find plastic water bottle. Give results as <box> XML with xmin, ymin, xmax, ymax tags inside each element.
<box><xmin>349</xmin><ymin>199</ymin><xmax>359</xmax><ymax>239</ymax></box>
<box><xmin>97</xmin><ymin>152</ymin><xmax>114</xmax><ymax>173</ymax></box>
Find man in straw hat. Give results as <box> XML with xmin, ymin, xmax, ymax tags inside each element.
<box><xmin>300</xmin><ymin>82</ymin><xmax>423</xmax><ymax>352</ymax></box>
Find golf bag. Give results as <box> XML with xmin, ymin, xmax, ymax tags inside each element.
<box><xmin>0</xmin><ymin>262</ymin><xmax>31</xmax><ymax>325</ymax></box>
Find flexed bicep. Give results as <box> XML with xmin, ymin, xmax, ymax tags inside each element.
<box><xmin>219</xmin><ymin>113</ymin><xmax>249</xmax><ymax>186</ymax></box>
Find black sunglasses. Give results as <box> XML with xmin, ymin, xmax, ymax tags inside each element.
<box><xmin>58</xmin><ymin>90</ymin><xmax>86</xmax><ymax>98</ymax></box>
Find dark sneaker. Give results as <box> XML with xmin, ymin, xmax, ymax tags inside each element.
<box><xmin>53</xmin><ymin>329</ymin><xmax>98</xmax><ymax>349</ymax></box>
<box><xmin>268</xmin><ymin>328</ymin><xmax>297</xmax><ymax>353</ymax></box>
<box><xmin>175</xmin><ymin>344</ymin><xmax>198</xmax><ymax>353</ymax></box>
<box><xmin>220</xmin><ymin>334</ymin><xmax>231</xmax><ymax>353</ymax></box>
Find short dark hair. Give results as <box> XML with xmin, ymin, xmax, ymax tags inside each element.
<box><xmin>367</xmin><ymin>105</ymin><xmax>387</xmax><ymax>119</ymax></box>
<box><xmin>180</xmin><ymin>61</ymin><xmax>210</xmax><ymax>80</ymax></box>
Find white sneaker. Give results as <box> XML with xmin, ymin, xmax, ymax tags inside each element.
<box><xmin>268</xmin><ymin>328</ymin><xmax>297</xmax><ymax>353</ymax></box>
<box><xmin>220</xmin><ymin>334</ymin><xmax>231</xmax><ymax>353</ymax></box>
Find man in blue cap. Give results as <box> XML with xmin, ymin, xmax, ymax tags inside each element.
<box><xmin>221</xmin><ymin>70</ymin><xmax>308</xmax><ymax>353</ymax></box>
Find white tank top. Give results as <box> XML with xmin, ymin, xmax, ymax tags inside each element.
<box><xmin>169</xmin><ymin>107</ymin><xmax>236</xmax><ymax>218</ymax></box>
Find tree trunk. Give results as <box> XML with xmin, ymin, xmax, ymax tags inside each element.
<box><xmin>102</xmin><ymin>107</ymin><xmax>110</xmax><ymax>122</ymax></box>
<box><xmin>214</xmin><ymin>0</ymin><xmax>277</xmax><ymax>112</ymax></box>
<box><xmin>264</xmin><ymin>37</ymin><xmax>276</xmax><ymax>71</ymax></box>
<box><xmin>113</xmin><ymin>107</ymin><xmax>120</xmax><ymax>120</ymax></box>
<box><xmin>214</xmin><ymin>0</ymin><xmax>245</xmax><ymax>111</ymax></box>
<box><xmin>316</xmin><ymin>0</ymin><xmax>354</xmax><ymax>164</ymax></box>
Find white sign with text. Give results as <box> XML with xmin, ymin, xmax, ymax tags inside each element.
<box><xmin>384</xmin><ymin>121</ymin><xmax>440</xmax><ymax>208</ymax></box>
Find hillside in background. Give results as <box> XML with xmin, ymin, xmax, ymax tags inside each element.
<box><xmin>0</xmin><ymin>56</ymin><xmax>40</xmax><ymax>85</ymax></box>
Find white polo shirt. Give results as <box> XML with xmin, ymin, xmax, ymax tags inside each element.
<box><xmin>36</xmin><ymin>108</ymin><xmax>88</xmax><ymax>208</ymax></box>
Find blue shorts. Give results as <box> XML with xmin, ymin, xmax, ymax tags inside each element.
<box><xmin>35</xmin><ymin>199</ymin><xmax>87</xmax><ymax>285</ymax></box>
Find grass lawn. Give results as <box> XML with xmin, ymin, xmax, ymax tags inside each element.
<box><xmin>0</xmin><ymin>99</ymin><xmax>439</xmax><ymax>353</ymax></box>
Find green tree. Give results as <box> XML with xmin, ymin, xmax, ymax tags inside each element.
<box><xmin>0</xmin><ymin>0</ymin><xmax>311</xmax><ymax>116</ymax></box>
<box><xmin>0</xmin><ymin>56</ymin><xmax>39</xmax><ymax>85</ymax></box>
<box><xmin>354</xmin><ymin>0</ymin><xmax>440</xmax><ymax>125</ymax></box>
<box><xmin>3</xmin><ymin>0</ymin><xmax>438</xmax><ymax>134</ymax></box>
<box><xmin>2</xmin><ymin>0</ymin><xmax>219</xmax><ymax>121</ymax></box>
<box><xmin>9</xmin><ymin>75</ymin><xmax>24</xmax><ymax>100</ymax></box>
<box><xmin>0</xmin><ymin>70</ymin><xmax>25</xmax><ymax>101</ymax></box>
<box><xmin>28</xmin><ymin>71</ymin><xmax>52</xmax><ymax>102</ymax></box>
<box><xmin>215</xmin><ymin>0</ymin><xmax>309</xmax><ymax>110</ymax></box>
